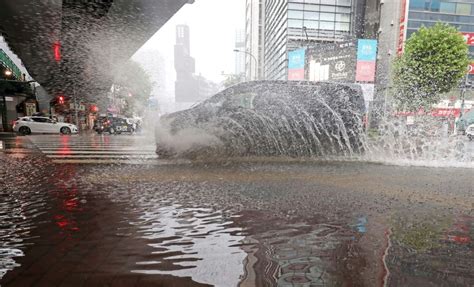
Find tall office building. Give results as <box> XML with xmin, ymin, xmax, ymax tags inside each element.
<box><xmin>264</xmin><ymin>0</ymin><xmax>366</xmax><ymax>80</ymax></box>
<box><xmin>174</xmin><ymin>24</ymin><xmax>197</xmax><ymax>102</ymax></box>
<box><xmin>245</xmin><ymin>0</ymin><xmax>265</xmax><ymax>80</ymax></box>
<box><xmin>235</xmin><ymin>29</ymin><xmax>246</xmax><ymax>76</ymax></box>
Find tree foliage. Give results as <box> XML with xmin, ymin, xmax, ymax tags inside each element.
<box><xmin>393</xmin><ymin>23</ymin><xmax>469</xmax><ymax>111</ymax></box>
<box><xmin>113</xmin><ymin>60</ymin><xmax>153</xmax><ymax>115</ymax></box>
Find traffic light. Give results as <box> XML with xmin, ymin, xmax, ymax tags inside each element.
<box><xmin>53</xmin><ymin>41</ymin><xmax>61</xmax><ymax>62</ymax></box>
<box><xmin>91</xmin><ymin>105</ymin><xmax>98</xmax><ymax>112</ymax></box>
<box><xmin>58</xmin><ymin>96</ymin><xmax>64</xmax><ymax>104</ymax></box>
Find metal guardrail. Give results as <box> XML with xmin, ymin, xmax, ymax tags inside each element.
<box><xmin>0</xmin><ymin>49</ymin><xmax>22</xmax><ymax>79</ymax></box>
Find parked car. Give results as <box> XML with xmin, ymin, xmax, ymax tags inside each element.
<box><xmin>94</xmin><ymin>116</ymin><xmax>135</xmax><ymax>134</ymax></box>
<box><xmin>465</xmin><ymin>124</ymin><xmax>474</xmax><ymax>140</ymax></box>
<box><xmin>155</xmin><ymin>80</ymin><xmax>366</xmax><ymax>158</ymax></box>
<box><xmin>13</xmin><ymin>116</ymin><xmax>78</xmax><ymax>135</ymax></box>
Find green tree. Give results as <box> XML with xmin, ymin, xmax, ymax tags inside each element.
<box><xmin>113</xmin><ymin>60</ymin><xmax>153</xmax><ymax>116</ymax></box>
<box><xmin>393</xmin><ymin>23</ymin><xmax>469</xmax><ymax>111</ymax></box>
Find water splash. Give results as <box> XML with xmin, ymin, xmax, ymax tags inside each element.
<box><xmin>155</xmin><ymin>81</ymin><xmax>367</xmax><ymax>159</ymax></box>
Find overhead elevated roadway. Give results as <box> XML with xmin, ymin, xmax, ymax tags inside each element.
<box><xmin>0</xmin><ymin>0</ymin><xmax>193</xmax><ymax>100</ymax></box>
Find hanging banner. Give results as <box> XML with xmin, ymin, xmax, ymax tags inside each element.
<box><xmin>288</xmin><ymin>48</ymin><xmax>306</xmax><ymax>69</ymax></box>
<box><xmin>356</xmin><ymin>61</ymin><xmax>376</xmax><ymax>82</ymax></box>
<box><xmin>397</xmin><ymin>0</ymin><xmax>408</xmax><ymax>55</ymax></box>
<box><xmin>306</xmin><ymin>40</ymin><xmax>357</xmax><ymax>82</ymax></box>
<box><xmin>356</xmin><ymin>39</ymin><xmax>378</xmax><ymax>83</ymax></box>
<box><xmin>288</xmin><ymin>48</ymin><xmax>306</xmax><ymax>80</ymax></box>
<box><xmin>357</xmin><ymin>39</ymin><xmax>378</xmax><ymax>61</ymax></box>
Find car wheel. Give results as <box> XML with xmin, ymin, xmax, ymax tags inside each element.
<box><xmin>19</xmin><ymin>126</ymin><xmax>31</xmax><ymax>135</ymax></box>
<box><xmin>109</xmin><ymin>127</ymin><xmax>115</xmax><ymax>135</ymax></box>
<box><xmin>60</xmin><ymin>127</ymin><xmax>71</xmax><ymax>135</ymax></box>
<box><xmin>468</xmin><ymin>135</ymin><xmax>473</xmax><ymax>141</ymax></box>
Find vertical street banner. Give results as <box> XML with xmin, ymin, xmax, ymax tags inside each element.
<box><xmin>356</xmin><ymin>39</ymin><xmax>378</xmax><ymax>82</ymax></box>
<box><xmin>288</xmin><ymin>48</ymin><xmax>306</xmax><ymax>80</ymax></box>
<box><xmin>397</xmin><ymin>0</ymin><xmax>408</xmax><ymax>55</ymax></box>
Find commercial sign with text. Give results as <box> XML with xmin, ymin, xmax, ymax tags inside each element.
<box><xmin>398</xmin><ymin>0</ymin><xmax>408</xmax><ymax>55</ymax></box>
<box><xmin>306</xmin><ymin>40</ymin><xmax>357</xmax><ymax>82</ymax></box>
<box><xmin>288</xmin><ymin>48</ymin><xmax>306</xmax><ymax>80</ymax></box>
<box><xmin>462</xmin><ymin>32</ymin><xmax>474</xmax><ymax>46</ymax></box>
<box><xmin>356</xmin><ymin>39</ymin><xmax>378</xmax><ymax>83</ymax></box>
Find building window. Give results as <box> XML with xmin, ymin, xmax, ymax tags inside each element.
<box><xmin>456</xmin><ymin>3</ymin><xmax>471</xmax><ymax>15</ymax></box>
<box><xmin>289</xmin><ymin>10</ymin><xmax>304</xmax><ymax>19</ymax></box>
<box><xmin>320</xmin><ymin>12</ymin><xmax>335</xmax><ymax>21</ymax></box>
<box><xmin>320</xmin><ymin>21</ymin><xmax>335</xmax><ymax>30</ymax></box>
<box><xmin>304</xmin><ymin>20</ymin><xmax>319</xmax><ymax>29</ymax></box>
<box><xmin>430</xmin><ymin>0</ymin><xmax>440</xmax><ymax>12</ymax></box>
<box><xmin>409</xmin><ymin>0</ymin><xmax>425</xmax><ymax>10</ymax></box>
<box><xmin>288</xmin><ymin>19</ymin><xmax>303</xmax><ymax>28</ymax></box>
<box><xmin>304</xmin><ymin>11</ymin><xmax>319</xmax><ymax>20</ymax></box>
<box><xmin>440</xmin><ymin>2</ymin><xmax>456</xmax><ymax>14</ymax></box>
<box><xmin>335</xmin><ymin>22</ymin><xmax>350</xmax><ymax>31</ymax></box>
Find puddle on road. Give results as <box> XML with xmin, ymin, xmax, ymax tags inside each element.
<box><xmin>1</xmin><ymin>157</ymin><xmax>473</xmax><ymax>286</ymax></box>
<box><xmin>130</xmin><ymin>205</ymin><xmax>246</xmax><ymax>287</ymax></box>
<box><xmin>126</xmin><ymin>203</ymin><xmax>368</xmax><ymax>287</ymax></box>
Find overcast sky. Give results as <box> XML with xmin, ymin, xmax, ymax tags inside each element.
<box><xmin>134</xmin><ymin>0</ymin><xmax>245</xmax><ymax>84</ymax></box>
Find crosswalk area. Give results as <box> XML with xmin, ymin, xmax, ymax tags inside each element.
<box><xmin>28</xmin><ymin>134</ymin><xmax>159</xmax><ymax>164</ymax></box>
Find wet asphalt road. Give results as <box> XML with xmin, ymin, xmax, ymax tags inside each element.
<box><xmin>0</xmin><ymin>133</ymin><xmax>473</xmax><ymax>287</ymax></box>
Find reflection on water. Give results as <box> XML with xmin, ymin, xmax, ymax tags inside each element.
<box><xmin>0</xmin><ymin>157</ymin><xmax>49</xmax><ymax>279</ymax></box>
<box><xmin>131</xmin><ymin>205</ymin><xmax>246</xmax><ymax>287</ymax></box>
<box><xmin>387</xmin><ymin>214</ymin><xmax>474</xmax><ymax>286</ymax></box>
<box><xmin>1</xmin><ymin>150</ymin><xmax>473</xmax><ymax>286</ymax></box>
<box><xmin>247</xmin><ymin>224</ymin><xmax>359</xmax><ymax>286</ymax></box>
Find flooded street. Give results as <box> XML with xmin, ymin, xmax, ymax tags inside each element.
<box><xmin>0</xmin><ymin>134</ymin><xmax>472</xmax><ymax>286</ymax></box>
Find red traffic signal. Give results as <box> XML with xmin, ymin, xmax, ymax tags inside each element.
<box><xmin>91</xmin><ymin>105</ymin><xmax>99</xmax><ymax>112</ymax></box>
<box><xmin>53</xmin><ymin>41</ymin><xmax>61</xmax><ymax>62</ymax></box>
<box><xmin>58</xmin><ymin>96</ymin><xmax>65</xmax><ymax>104</ymax></box>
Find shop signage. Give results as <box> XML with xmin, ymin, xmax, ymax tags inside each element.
<box><xmin>462</xmin><ymin>32</ymin><xmax>474</xmax><ymax>46</ymax></box>
<box><xmin>398</xmin><ymin>0</ymin><xmax>408</xmax><ymax>55</ymax></box>
<box><xmin>306</xmin><ymin>40</ymin><xmax>357</xmax><ymax>82</ymax></box>
<box><xmin>288</xmin><ymin>48</ymin><xmax>306</xmax><ymax>80</ymax></box>
<box><xmin>356</xmin><ymin>61</ymin><xmax>376</xmax><ymax>82</ymax></box>
<box><xmin>356</xmin><ymin>39</ymin><xmax>378</xmax><ymax>83</ymax></box>
<box><xmin>357</xmin><ymin>40</ymin><xmax>378</xmax><ymax>61</ymax></box>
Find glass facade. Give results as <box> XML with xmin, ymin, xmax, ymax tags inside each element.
<box><xmin>407</xmin><ymin>0</ymin><xmax>474</xmax><ymax>58</ymax></box>
<box><xmin>264</xmin><ymin>0</ymin><xmax>356</xmax><ymax>80</ymax></box>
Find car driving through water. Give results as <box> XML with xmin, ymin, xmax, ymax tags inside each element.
<box><xmin>155</xmin><ymin>81</ymin><xmax>366</xmax><ymax>158</ymax></box>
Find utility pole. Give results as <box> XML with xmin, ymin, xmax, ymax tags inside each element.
<box><xmin>459</xmin><ymin>74</ymin><xmax>469</xmax><ymax>119</ymax></box>
<box><xmin>73</xmin><ymin>85</ymin><xmax>79</xmax><ymax>128</ymax></box>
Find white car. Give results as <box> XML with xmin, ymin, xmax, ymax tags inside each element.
<box><xmin>13</xmin><ymin>116</ymin><xmax>78</xmax><ymax>135</ymax></box>
<box><xmin>466</xmin><ymin>124</ymin><xmax>474</xmax><ymax>141</ymax></box>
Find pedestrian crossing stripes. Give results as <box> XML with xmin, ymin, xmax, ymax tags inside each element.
<box><xmin>27</xmin><ymin>134</ymin><xmax>159</xmax><ymax>164</ymax></box>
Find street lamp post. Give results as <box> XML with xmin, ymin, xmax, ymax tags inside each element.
<box><xmin>233</xmin><ymin>49</ymin><xmax>258</xmax><ymax>81</ymax></box>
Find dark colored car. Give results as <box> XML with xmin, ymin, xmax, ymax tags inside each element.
<box><xmin>94</xmin><ymin>116</ymin><xmax>135</xmax><ymax>134</ymax></box>
<box><xmin>155</xmin><ymin>81</ymin><xmax>366</xmax><ymax>158</ymax></box>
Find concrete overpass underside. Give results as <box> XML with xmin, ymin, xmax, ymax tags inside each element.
<box><xmin>0</xmin><ymin>0</ymin><xmax>192</xmax><ymax>101</ymax></box>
